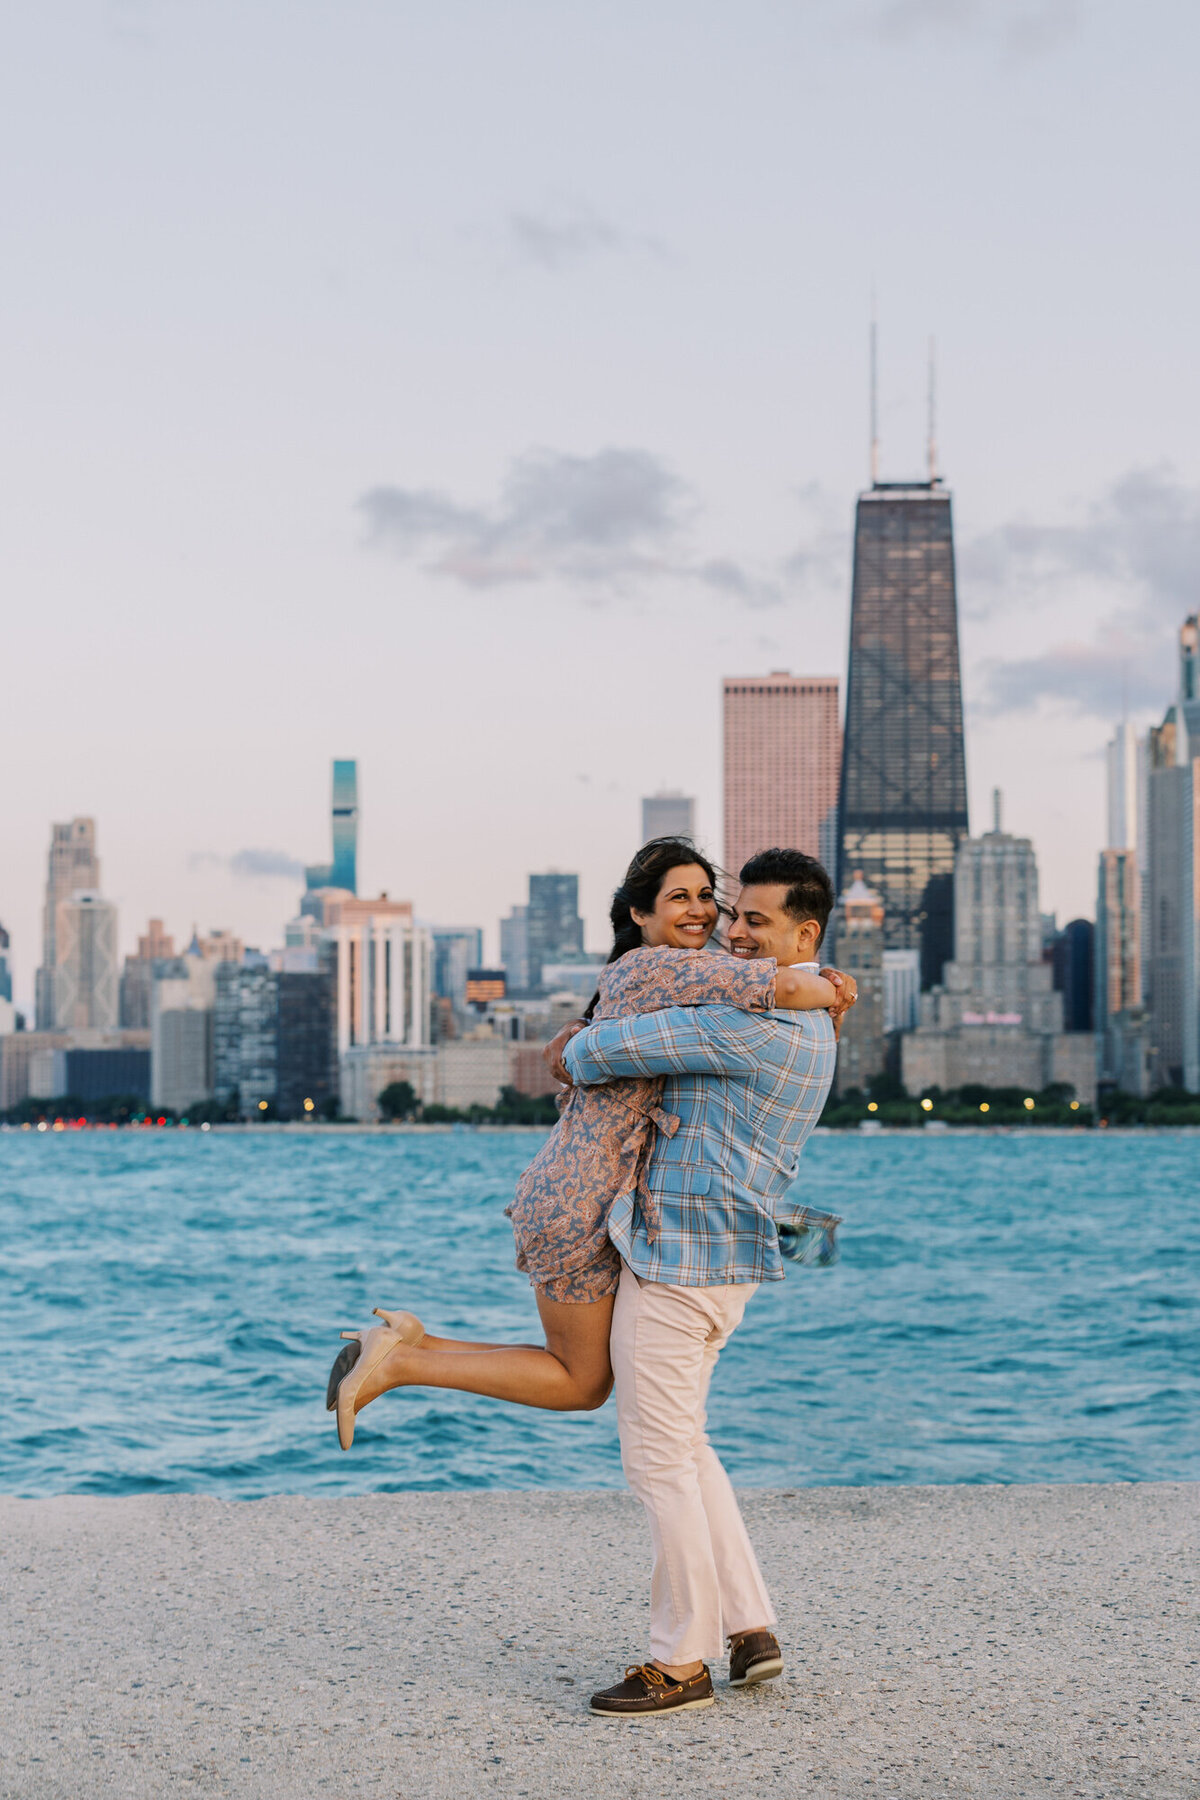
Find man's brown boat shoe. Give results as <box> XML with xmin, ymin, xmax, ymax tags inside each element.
<box><xmin>728</xmin><ymin>1630</ymin><xmax>783</xmax><ymax>1686</ymax></box>
<box><xmin>589</xmin><ymin>1662</ymin><xmax>715</xmax><ymax>1717</ymax></box>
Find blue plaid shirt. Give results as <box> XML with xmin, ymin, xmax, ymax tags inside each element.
<box><xmin>561</xmin><ymin>1003</ymin><xmax>836</xmax><ymax>1287</ymax></box>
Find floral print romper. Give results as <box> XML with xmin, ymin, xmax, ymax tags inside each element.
<box><xmin>505</xmin><ymin>945</ymin><xmax>776</xmax><ymax>1303</ymax></box>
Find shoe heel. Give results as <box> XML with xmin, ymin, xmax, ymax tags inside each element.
<box><xmin>372</xmin><ymin>1308</ymin><xmax>424</xmax><ymax>1343</ymax></box>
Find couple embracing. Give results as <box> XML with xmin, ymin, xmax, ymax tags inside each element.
<box><xmin>326</xmin><ymin>837</ymin><xmax>855</xmax><ymax>1717</ymax></box>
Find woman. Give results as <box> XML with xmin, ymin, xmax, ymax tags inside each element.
<box><xmin>325</xmin><ymin>838</ymin><xmax>843</xmax><ymax>1449</ymax></box>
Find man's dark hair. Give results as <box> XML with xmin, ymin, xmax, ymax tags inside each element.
<box><xmin>738</xmin><ymin>848</ymin><xmax>835</xmax><ymax>943</ymax></box>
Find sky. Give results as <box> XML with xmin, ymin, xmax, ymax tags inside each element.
<box><xmin>3</xmin><ymin>0</ymin><xmax>1199</xmax><ymax>1003</ymax></box>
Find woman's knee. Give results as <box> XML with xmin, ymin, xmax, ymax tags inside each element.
<box><xmin>577</xmin><ymin>1373</ymin><xmax>614</xmax><ymax>1411</ymax></box>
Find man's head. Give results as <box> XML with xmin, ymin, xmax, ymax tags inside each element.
<box><xmin>728</xmin><ymin>848</ymin><xmax>835</xmax><ymax>965</ymax></box>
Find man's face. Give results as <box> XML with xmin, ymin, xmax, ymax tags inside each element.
<box><xmin>727</xmin><ymin>883</ymin><xmax>820</xmax><ymax>965</ymax></box>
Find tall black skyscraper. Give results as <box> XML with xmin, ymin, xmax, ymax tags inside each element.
<box><xmin>837</xmin><ymin>481</ymin><xmax>969</xmax><ymax>987</ymax></box>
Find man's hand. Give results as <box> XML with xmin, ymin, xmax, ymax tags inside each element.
<box><xmin>819</xmin><ymin>967</ymin><xmax>858</xmax><ymax>1041</ymax></box>
<box><xmin>544</xmin><ymin>1019</ymin><xmax>587</xmax><ymax>1086</ymax></box>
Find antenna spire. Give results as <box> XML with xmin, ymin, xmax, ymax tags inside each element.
<box><xmin>869</xmin><ymin>291</ymin><xmax>879</xmax><ymax>486</ymax></box>
<box><xmin>927</xmin><ymin>335</ymin><xmax>938</xmax><ymax>483</ymax></box>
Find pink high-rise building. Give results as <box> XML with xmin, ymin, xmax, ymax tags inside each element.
<box><xmin>722</xmin><ymin>673</ymin><xmax>841</xmax><ymax>880</ymax></box>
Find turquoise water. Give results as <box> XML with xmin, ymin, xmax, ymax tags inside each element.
<box><xmin>1</xmin><ymin>1129</ymin><xmax>1197</xmax><ymax>1497</ymax></box>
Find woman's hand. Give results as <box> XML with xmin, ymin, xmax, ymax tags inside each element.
<box><xmin>819</xmin><ymin>967</ymin><xmax>858</xmax><ymax>1040</ymax></box>
<box><xmin>544</xmin><ymin>1019</ymin><xmax>587</xmax><ymax>1086</ymax></box>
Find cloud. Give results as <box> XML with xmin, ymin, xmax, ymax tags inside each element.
<box><xmin>190</xmin><ymin>849</ymin><xmax>306</xmax><ymax>882</ymax></box>
<box><xmin>694</xmin><ymin>559</ymin><xmax>783</xmax><ymax>609</ymax></box>
<box><xmin>964</xmin><ymin>467</ymin><xmax>1200</xmax><ymax>613</ymax></box>
<box><xmin>360</xmin><ymin>449</ymin><xmax>845</xmax><ymax>612</ymax></box>
<box><xmin>973</xmin><ymin>629</ymin><xmax>1170</xmax><ymax>721</ymax></box>
<box><xmin>507</xmin><ymin>201</ymin><xmax>665</xmax><ymax>271</ymax></box>
<box><xmin>964</xmin><ymin>466</ymin><xmax>1200</xmax><ymax>719</ymax></box>
<box><xmin>868</xmin><ymin>0</ymin><xmax>1078</xmax><ymax>55</ymax></box>
<box><xmin>359</xmin><ymin>447</ymin><xmax>693</xmax><ymax>590</ymax></box>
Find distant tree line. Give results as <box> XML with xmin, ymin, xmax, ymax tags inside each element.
<box><xmin>376</xmin><ymin>1081</ymin><xmax>559</xmax><ymax>1126</ymax></box>
<box><xmin>820</xmin><ymin>1073</ymin><xmax>1200</xmax><ymax>1127</ymax></box>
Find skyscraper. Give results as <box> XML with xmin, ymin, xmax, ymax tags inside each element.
<box><xmin>1145</xmin><ymin>705</ymin><xmax>1199</xmax><ymax>1091</ymax></box>
<box><xmin>641</xmin><ymin>792</ymin><xmax>695</xmax><ymax>844</ymax></box>
<box><xmin>54</xmin><ymin>893</ymin><xmax>119</xmax><ymax>1031</ymax></box>
<box><xmin>330</xmin><ymin>760</ymin><xmax>358</xmax><ymax>893</ymax></box>
<box><xmin>119</xmin><ymin>919</ymin><xmax>180</xmax><ymax>1029</ymax></box>
<box><xmin>526</xmin><ymin>873</ymin><xmax>585</xmax><ymax>994</ymax></box>
<box><xmin>305</xmin><ymin>759</ymin><xmax>359</xmax><ymax>895</ymax></box>
<box><xmin>0</xmin><ymin>921</ymin><xmax>11</xmax><ymax>1005</ymax></box>
<box><xmin>1095</xmin><ymin>716</ymin><xmax>1146</xmax><ymax>1087</ymax></box>
<box><xmin>431</xmin><ymin>927</ymin><xmax>484</xmax><ymax>1013</ymax></box>
<box><xmin>837</xmin><ymin>482</ymin><xmax>969</xmax><ymax>988</ymax></box>
<box><xmin>902</xmin><ymin>809</ymin><xmax>1095</xmax><ymax>1102</ymax></box>
<box><xmin>1180</xmin><ymin>613</ymin><xmax>1200</xmax><ymax>741</ymax></box>
<box><xmin>36</xmin><ymin>818</ymin><xmax>101</xmax><ymax>1028</ymax></box>
<box><xmin>1105</xmin><ymin>721</ymin><xmax>1141</xmax><ymax>857</ymax></box>
<box><xmin>829</xmin><ymin>873</ymin><xmax>886</xmax><ymax>1095</ymax></box>
<box><xmin>722</xmin><ymin>674</ymin><xmax>840</xmax><ymax>879</ymax></box>
<box><xmin>1051</xmin><ymin>918</ymin><xmax>1095</xmax><ymax>1034</ymax></box>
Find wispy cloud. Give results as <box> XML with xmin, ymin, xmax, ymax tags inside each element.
<box><xmin>359</xmin><ymin>450</ymin><xmax>843</xmax><ymax>609</ymax></box>
<box><xmin>360</xmin><ymin>447</ymin><xmax>690</xmax><ymax>589</ymax></box>
<box><xmin>507</xmin><ymin>200</ymin><xmax>666</xmax><ymax>271</ymax></box>
<box><xmin>190</xmin><ymin>849</ymin><xmax>307</xmax><ymax>882</ymax></box>
<box><xmin>868</xmin><ymin>0</ymin><xmax>1078</xmax><ymax>55</ymax></box>
<box><xmin>973</xmin><ymin>628</ymin><xmax>1169</xmax><ymax>721</ymax></box>
<box><xmin>965</xmin><ymin>466</ymin><xmax>1200</xmax><ymax>718</ymax></box>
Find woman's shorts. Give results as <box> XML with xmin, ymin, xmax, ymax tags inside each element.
<box><xmin>520</xmin><ymin>1237</ymin><xmax>621</xmax><ymax>1306</ymax></box>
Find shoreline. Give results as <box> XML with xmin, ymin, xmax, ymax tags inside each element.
<box><xmin>3</xmin><ymin>1118</ymin><xmax>1199</xmax><ymax>1135</ymax></box>
<box><xmin>2</xmin><ymin>1483</ymin><xmax>1194</xmax><ymax>1798</ymax></box>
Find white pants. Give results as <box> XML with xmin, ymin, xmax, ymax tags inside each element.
<box><xmin>610</xmin><ymin>1260</ymin><xmax>776</xmax><ymax>1664</ymax></box>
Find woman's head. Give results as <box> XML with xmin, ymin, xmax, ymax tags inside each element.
<box><xmin>605</xmin><ymin>837</ymin><xmax>721</xmax><ymax>963</ymax></box>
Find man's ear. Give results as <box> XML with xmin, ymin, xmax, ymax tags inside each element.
<box><xmin>796</xmin><ymin>918</ymin><xmax>821</xmax><ymax>958</ymax></box>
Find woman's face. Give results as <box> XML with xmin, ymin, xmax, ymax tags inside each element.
<box><xmin>631</xmin><ymin>863</ymin><xmax>720</xmax><ymax>950</ymax></box>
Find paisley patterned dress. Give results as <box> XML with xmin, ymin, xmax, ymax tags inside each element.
<box><xmin>505</xmin><ymin>946</ymin><xmax>776</xmax><ymax>1303</ymax></box>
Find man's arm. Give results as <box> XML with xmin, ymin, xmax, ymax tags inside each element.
<box><xmin>562</xmin><ymin>1004</ymin><xmax>775</xmax><ymax>1085</ymax></box>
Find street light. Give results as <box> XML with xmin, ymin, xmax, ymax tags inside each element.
<box><xmin>1023</xmin><ymin>1097</ymin><xmax>1035</xmax><ymax>1111</ymax></box>
<box><xmin>920</xmin><ymin>1098</ymin><xmax>933</xmax><ymax>1112</ymax></box>
<box><xmin>979</xmin><ymin>1102</ymin><xmax>990</xmax><ymax>1114</ymax></box>
<box><xmin>303</xmin><ymin>1098</ymin><xmax>315</xmax><ymax>1113</ymax></box>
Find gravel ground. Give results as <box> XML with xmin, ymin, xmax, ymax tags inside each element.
<box><xmin>1</xmin><ymin>1484</ymin><xmax>1196</xmax><ymax>1800</ymax></box>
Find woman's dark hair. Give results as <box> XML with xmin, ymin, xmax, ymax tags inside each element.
<box><xmin>582</xmin><ymin>837</ymin><xmax>721</xmax><ymax>1019</ymax></box>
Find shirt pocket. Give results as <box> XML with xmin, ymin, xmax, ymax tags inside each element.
<box><xmin>650</xmin><ymin>1163</ymin><xmax>712</xmax><ymax>1196</ymax></box>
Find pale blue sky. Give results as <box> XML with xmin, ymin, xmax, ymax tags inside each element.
<box><xmin>3</xmin><ymin>0</ymin><xmax>1198</xmax><ymax>998</ymax></box>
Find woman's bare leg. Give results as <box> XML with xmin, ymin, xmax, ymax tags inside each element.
<box><xmin>350</xmin><ymin>1290</ymin><xmax>615</xmax><ymax>1414</ymax></box>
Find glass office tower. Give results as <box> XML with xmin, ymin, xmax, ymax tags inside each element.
<box><xmin>837</xmin><ymin>481</ymin><xmax>969</xmax><ymax>987</ymax></box>
<box><xmin>330</xmin><ymin>760</ymin><xmax>359</xmax><ymax>894</ymax></box>
<box><xmin>526</xmin><ymin>873</ymin><xmax>585</xmax><ymax>993</ymax></box>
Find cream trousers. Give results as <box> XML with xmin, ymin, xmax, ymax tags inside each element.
<box><xmin>610</xmin><ymin>1260</ymin><xmax>776</xmax><ymax>1665</ymax></box>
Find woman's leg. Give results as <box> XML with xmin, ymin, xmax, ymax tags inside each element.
<box><xmin>350</xmin><ymin>1289</ymin><xmax>615</xmax><ymax>1415</ymax></box>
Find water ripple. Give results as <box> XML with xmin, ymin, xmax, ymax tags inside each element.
<box><xmin>0</xmin><ymin>1129</ymin><xmax>1197</xmax><ymax>1496</ymax></box>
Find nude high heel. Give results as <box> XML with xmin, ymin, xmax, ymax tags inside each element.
<box><xmin>372</xmin><ymin>1307</ymin><xmax>425</xmax><ymax>1343</ymax></box>
<box><xmin>324</xmin><ymin>1311</ymin><xmax>425</xmax><ymax>1452</ymax></box>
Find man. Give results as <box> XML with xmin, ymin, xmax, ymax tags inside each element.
<box><xmin>559</xmin><ymin>848</ymin><xmax>852</xmax><ymax>1718</ymax></box>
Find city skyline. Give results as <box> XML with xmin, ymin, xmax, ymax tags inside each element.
<box><xmin>3</xmin><ymin>5</ymin><xmax>1198</xmax><ymax>1005</ymax></box>
<box><xmin>3</xmin><ymin>591</ymin><xmax>1193</xmax><ymax>1016</ymax></box>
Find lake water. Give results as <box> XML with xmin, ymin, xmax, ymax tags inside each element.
<box><xmin>1</xmin><ymin>1128</ymin><xmax>1196</xmax><ymax>1497</ymax></box>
